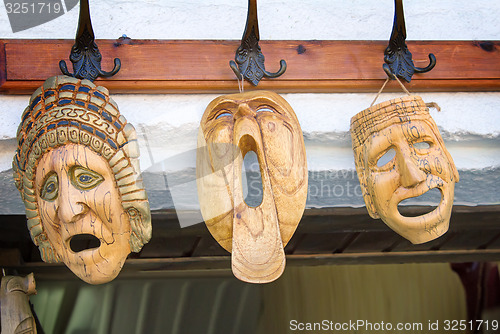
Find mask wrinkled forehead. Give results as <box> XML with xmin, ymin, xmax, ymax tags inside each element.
<box><xmin>351</xmin><ymin>95</ymin><xmax>433</xmax><ymax>150</ymax></box>
<box><xmin>200</xmin><ymin>90</ymin><xmax>299</xmax><ymax>132</ymax></box>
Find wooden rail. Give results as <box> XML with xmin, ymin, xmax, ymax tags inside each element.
<box><xmin>1</xmin><ymin>39</ymin><xmax>499</xmax><ymax>94</ymax></box>
<box><xmin>2</xmin><ymin>206</ymin><xmax>500</xmax><ymax>277</ymax></box>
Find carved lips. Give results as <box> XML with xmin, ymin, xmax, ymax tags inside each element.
<box><xmin>197</xmin><ymin>90</ymin><xmax>307</xmax><ymax>283</ymax></box>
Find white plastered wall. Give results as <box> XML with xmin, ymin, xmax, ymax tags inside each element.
<box><xmin>0</xmin><ymin>0</ymin><xmax>499</xmax><ymax>212</ymax></box>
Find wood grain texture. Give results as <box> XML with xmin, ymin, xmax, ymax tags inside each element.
<box><xmin>0</xmin><ymin>273</ymin><xmax>37</xmax><ymax>334</ymax></box>
<box><xmin>32</xmin><ymin>144</ymin><xmax>137</xmax><ymax>284</ymax></box>
<box><xmin>351</xmin><ymin>96</ymin><xmax>459</xmax><ymax>244</ymax></box>
<box><xmin>13</xmin><ymin>75</ymin><xmax>152</xmax><ymax>284</ymax></box>
<box><xmin>1</xmin><ymin>39</ymin><xmax>499</xmax><ymax>94</ymax></box>
<box><xmin>0</xmin><ymin>40</ymin><xmax>6</xmax><ymax>91</ymax></box>
<box><xmin>197</xmin><ymin>91</ymin><xmax>307</xmax><ymax>283</ymax></box>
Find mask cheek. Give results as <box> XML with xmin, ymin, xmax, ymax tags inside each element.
<box><xmin>38</xmin><ymin>202</ymin><xmax>61</xmax><ymax>244</ymax></box>
<box><xmin>210</xmin><ymin>125</ymin><xmax>234</xmax><ymax>155</ymax></box>
<box><xmin>196</xmin><ymin>125</ymin><xmax>235</xmax><ymax>253</ymax></box>
<box><xmin>260</xmin><ymin>117</ymin><xmax>307</xmax><ymax>241</ymax></box>
<box><xmin>260</xmin><ymin>118</ymin><xmax>293</xmax><ymax>170</ymax></box>
<box><xmin>207</xmin><ymin>124</ymin><xmax>236</xmax><ymax>172</ymax></box>
<box><xmin>367</xmin><ymin>170</ymin><xmax>397</xmax><ymax>212</ymax></box>
<box><xmin>38</xmin><ymin>200</ymin><xmax>56</xmax><ymax>225</ymax></box>
<box><xmin>429</xmin><ymin>153</ymin><xmax>453</xmax><ymax>182</ymax></box>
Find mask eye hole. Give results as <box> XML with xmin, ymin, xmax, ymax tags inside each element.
<box><xmin>41</xmin><ymin>172</ymin><xmax>59</xmax><ymax>202</ymax></box>
<box><xmin>413</xmin><ymin>141</ymin><xmax>432</xmax><ymax>150</ymax></box>
<box><xmin>242</xmin><ymin>151</ymin><xmax>263</xmax><ymax>208</ymax></box>
<box><xmin>215</xmin><ymin>110</ymin><xmax>232</xmax><ymax>120</ymax></box>
<box><xmin>70</xmin><ymin>166</ymin><xmax>104</xmax><ymax>191</ymax></box>
<box><xmin>376</xmin><ymin>148</ymin><xmax>396</xmax><ymax>168</ymax></box>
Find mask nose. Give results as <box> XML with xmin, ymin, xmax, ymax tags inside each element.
<box><xmin>234</xmin><ymin>103</ymin><xmax>255</xmax><ymax>119</ymax></box>
<box><xmin>398</xmin><ymin>151</ymin><xmax>427</xmax><ymax>188</ymax></box>
<box><xmin>231</xmin><ymin>118</ymin><xmax>285</xmax><ymax>284</ymax></box>
<box><xmin>56</xmin><ymin>186</ymin><xmax>87</xmax><ymax>224</ymax></box>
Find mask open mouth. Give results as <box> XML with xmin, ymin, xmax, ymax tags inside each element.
<box><xmin>242</xmin><ymin>150</ymin><xmax>263</xmax><ymax>208</ymax></box>
<box><xmin>398</xmin><ymin>188</ymin><xmax>442</xmax><ymax>217</ymax></box>
<box><xmin>69</xmin><ymin>234</ymin><xmax>101</xmax><ymax>253</ymax></box>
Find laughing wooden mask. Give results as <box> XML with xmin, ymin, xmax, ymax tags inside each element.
<box><xmin>13</xmin><ymin>76</ymin><xmax>151</xmax><ymax>284</ymax></box>
<box><xmin>197</xmin><ymin>90</ymin><xmax>307</xmax><ymax>283</ymax></box>
<box><xmin>351</xmin><ymin>95</ymin><xmax>459</xmax><ymax>244</ymax></box>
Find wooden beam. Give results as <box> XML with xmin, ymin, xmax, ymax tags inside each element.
<box><xmin>1</xmin><ymin>39</ymin><xmax>499</xmax><ymax>94</ymax></box>
<box><xmin>8</xmin><ymin>249</ymin><xmax>500</xmax><ymax>281</ymax></box>
<box><xmin>2</xmin><ymin>206</ymin><xmax>500</xmax><ymax>278</ymax></box>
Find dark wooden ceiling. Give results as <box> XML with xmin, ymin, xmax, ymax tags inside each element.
<box><xmin>1</xmin><ymin>205</ymin><xmax>499</xmax><ymax>280</ymax></box>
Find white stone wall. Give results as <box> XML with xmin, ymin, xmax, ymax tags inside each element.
<box><xmin>1</xmin><ymin>0</ymin><xmax>499</xmax><ymax>40</ymax></box>
<box><xmin>0</xmin><ymin>0</ymin><xmax>499</xmax><ymax>213</ymax></box>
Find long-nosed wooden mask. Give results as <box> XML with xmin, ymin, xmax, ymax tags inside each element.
<box><xmin>351</xmin><ymin>95</ymin><xmax>459</xmax><ymax>244</ymax></box>
<box><xmin>13</xmin><ymin>76</ymin><xmax>151</xmax><ymax>284</ymax></box>
<box><xmin>197</xmin><ymin>90</ymin><xmax>307</xmax><ymax>283</ymax></box>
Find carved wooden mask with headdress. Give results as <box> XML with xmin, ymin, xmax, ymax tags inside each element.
<box><xmin>13</xmin><ymin>75</ymin><xmax>151</xmax><ymax>284</ymax></box>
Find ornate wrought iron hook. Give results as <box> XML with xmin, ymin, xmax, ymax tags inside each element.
<box><xmin>383</xmin><ymin>0</ymin><xmax>436</xmax><ymax>82</ymax></box>
<box><xmin>59</xmin><ymin>0</ymin><xmax>120</xmax><ymax>82</ymax></box>
<box><xmin>229</xmin><ymin>0</ymin><xmax>286</xmax><ymax>86</ymax></box>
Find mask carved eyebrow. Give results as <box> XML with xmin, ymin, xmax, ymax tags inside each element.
<box><xmin>250</xmin><ymin>98</ymin><xmax>282</xmax><ymax>113</ymax></box>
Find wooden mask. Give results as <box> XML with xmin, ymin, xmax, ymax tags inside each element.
<box><xmin>351</xmin><ymin>95</ymin><xmax>459</xmax><ymax>244</ymax></box>
<box><xmin>13</xmin><ymin>76</ymin><xmax>151</xmax><ymax>284</ymax></box>
<box><xmin>197</xmin><ymin>90</ymin><xmax>307</xmax><ymax>283</ymax></box>
<box><xmin>1</xmin><ymin>274</ymin><xmax>37</xmax><ymax>334</ymax></box>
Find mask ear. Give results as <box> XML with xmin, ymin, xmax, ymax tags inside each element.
<box><xmin>354</xmin><ymin>147</ymin><xmax>379</xmax><ymax>219</ymax></box>
<box><xmin>34</xmin><ymin>232</ymin><xmax>60</xmax><ymax>263</ymax></box>
<box><xmin>126</xmin><ymin>205</ymin><xmax>151</xmax><ymax>253</ymax></box>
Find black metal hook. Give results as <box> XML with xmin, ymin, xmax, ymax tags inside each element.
<box><xmin>229</xmin><ymin>0</ymin><xmax>286</xmax><ymax>86</ymax></box>
<box><xmin>59</xmin><ymin>0</ymin><xmax>120</xmax><ymax>82</ymax></box>
<box><xmin>383</xmin><ymin>0</ymin><xmax>436</xmax><ymax>82</ymax></box>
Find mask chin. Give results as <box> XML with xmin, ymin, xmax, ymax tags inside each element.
<box><xmin>384</xmin><ymin>185</ymin><xmax>454</xmax><ymax>244</ymax></box>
